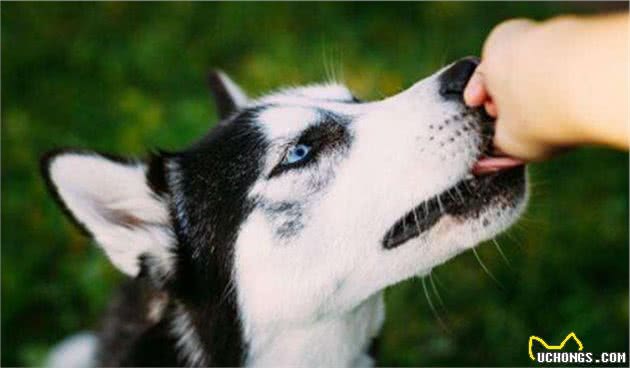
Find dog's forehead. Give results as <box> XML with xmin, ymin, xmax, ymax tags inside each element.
<box><xmin>260</xmin><ymin>83</ymin><xmax>356</xmax><ymax>104</ymax></box>
<box><xmin>252</xmin><ymin>83</ymin><xmax>357</xmax><ymax>139</ymax></box>
<box><xmin>256</xmin><ymin>106</ymin><xmax>320</xmax><ymax>139</ymax></box>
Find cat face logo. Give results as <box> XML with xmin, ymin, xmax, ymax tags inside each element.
<box><xmin>528</xmin><ymin>332</ymin><xmax>584</xmax><ymax>360</ymax></box>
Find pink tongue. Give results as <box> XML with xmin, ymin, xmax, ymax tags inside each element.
<box><xmin>472</xmin><ymin>156</ymin><xmax>525</xmax><ymax>175</ymax></box>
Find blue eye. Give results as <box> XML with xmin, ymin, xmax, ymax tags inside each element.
<box><xmin>284</xmin><ymin>144</ymin><xmax>311</xmax><ymax>164</ymax></box>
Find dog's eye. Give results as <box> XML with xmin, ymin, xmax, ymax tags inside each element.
<box><xmin>284</xmin><ymin>144</ymin><xmax>311</xmax><ymax>165</ymax></box>
<box><xmin>268</xmin><ymin>119</ymin><xmax>349</xmax><ymax>179</ymax></box>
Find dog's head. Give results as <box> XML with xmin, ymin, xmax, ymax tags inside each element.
<box><xmin>42</xmin><ymin>58</ymin><xmax>526</xmax><ymax>328</ymax></box>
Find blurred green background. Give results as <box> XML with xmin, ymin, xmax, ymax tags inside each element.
<box><xmin>2</xmin><ymin>2</ymin><xmax>628</xmax><ymax>366</ymax></box>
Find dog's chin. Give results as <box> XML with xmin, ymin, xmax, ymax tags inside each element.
<box><xmin>382</xmin><ymin>165</ymin><xmax>526</xmax><ymax>249</ymax></box>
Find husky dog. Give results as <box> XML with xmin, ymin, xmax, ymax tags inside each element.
<box><xmin>42</xmin><ymin>57</ymin><xmax>527</xmax><ymax>367</ymax></box>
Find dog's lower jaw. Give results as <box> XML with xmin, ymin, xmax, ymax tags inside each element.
<box><xmin>244</xmin><ymin>293</ymin><xmax>385</xmax><ymax>367</ymax></box>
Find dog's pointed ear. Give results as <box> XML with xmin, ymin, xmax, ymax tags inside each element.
<box><xmin>207</xmin><ymin>70</ymin><xmax>248</xmax><ymax>120</ymax></box>
<box><xmin>41</xmin><ymin>150</ymin><xmax>174</xmax><ymax>278</ymax></box>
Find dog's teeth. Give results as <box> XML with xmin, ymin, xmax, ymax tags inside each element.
<box><xmin>465</xmin><ymin>173</ymin><xmax>474</xmax><ymax>181</ymax></box>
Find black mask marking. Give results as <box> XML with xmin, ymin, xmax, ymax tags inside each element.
<box><xmin>166</xmin><ymin>107</ymin><xmax>268</xmax><ymax>365</ymax></box>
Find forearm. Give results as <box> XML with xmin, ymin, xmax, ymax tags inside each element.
<box><xmin>516</xmin><ymin>14</ymin><xmax>629</xmax><ymax>149</ymax></box>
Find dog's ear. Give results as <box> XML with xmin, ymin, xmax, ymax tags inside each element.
<box><xmin>207</xmin><ymin>70</ymin><xmax>248</xmax><ymax>120</ymax></box>
<box><xmin>41</xmin><ymin>149</ymin><xmax>174</xmax><ymax>278</ymax></box>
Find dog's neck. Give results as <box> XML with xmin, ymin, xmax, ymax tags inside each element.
<box><xmin>172</xmin><ymin>292</ymin><xmax>385</xmax><ymax>367</ymax></box>
<box><xmin>244</xmin><ymin>292</ymin><xmax>385</xmax><ymax>366</ymax></box>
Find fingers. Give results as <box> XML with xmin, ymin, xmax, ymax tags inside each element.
<box><xmin>465</xmin><ymin>18</ymin><xmax>541</xmax><ymax>159</ymax></box>
<box><xmin>493</xmin><ymin>118</ymin><xmax>552</xmax><ymax>161</ymax></box>
<box><xmin>463</xmin><ymin>70</ymin><xmax>487</xmax><ymax>107</ymax></box>
<box><xmin>464</xmin><ymin>67</ymin><xmax>498</xmax><ymax>118</ymax></box>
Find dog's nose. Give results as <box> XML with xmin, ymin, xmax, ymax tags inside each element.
<box><xmin>438</xmin><ymin>56</ymin><xmax>479</xmax><ymax>99</ymax></box>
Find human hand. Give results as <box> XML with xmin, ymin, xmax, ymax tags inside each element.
<box><xmin>464</xmin><ymin>19</ymin><xmax>573</xmax><ymax>161</ymax></box>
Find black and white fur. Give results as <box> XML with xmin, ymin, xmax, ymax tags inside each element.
<box><xmin>42</xmin><ymin>58</ymin><xmax>527</xmax><ymax>367</ymax></box>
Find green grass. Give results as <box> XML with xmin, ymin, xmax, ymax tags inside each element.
<box><xmin>2</xmin><ymin>2</ymin><xmax>628</xmax><ymax>366</ymax></box>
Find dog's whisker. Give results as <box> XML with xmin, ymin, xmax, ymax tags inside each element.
<box><xmin>514</xmin><ymin>214</ymin><xmax>545</xmax><ymax>225</ymax></box>
<box><xmin>322</xmin><ymin>46</ymin><xmax>331</xmax><ymax>83</ymax></box>
<box><xmin>461</xmin><ymin>179</ymin><xmax>473</xmax><ymax>194</ymax></box>
<box><xmin>453</xmin><ymin>185</ymin><xmax>465</xmax><ymax>205</ymax></box>
<box><xmin>422</xmin><ymin>276</ymin><xmax>451</xmax><ymax>334</ymax></box>
<box><xmin>219</xmin><ymin>277</ymin><xmax>238</xmax><ymax>307</ymax></box>
<box><xmin>502</xmin><ymin>230</ymin><xmax>522</xmax><ymax>248</ymax></box>
<box><xmin>437</xmin><ymin>45</ymin><xmax>453</xmax><ymax>70</ymax></box>
<box><xmin>472</xmin><ymin>248</ymin><xmax>503</xmax><ymax>289</ymax></box>
<box><xmin>429</xmin><ymin>272</ymin><xmax>447</xmax><ymax>311</ymax></box>
<box><xmin>436</xmin><ymin>195</ymin><xmax>445</xmax><ymax>214</ymax></box>
<box><xmin>401</xmin><ymin>215</ymin><xmax>409</xmax><ymax>236</ymax></box>
<box><xmin>412</xmin><ymin>208</ymin><xmax>422</xmax><ymax>238</ymax></box>
<box><xmin>445</xmin><ymin>188</ymin><xmax>458</xmax><ymax>204</ymax></box>
<box><xmin>322</xmin><ymin>46</ymin><xmax>335</xmax><ymax>84</ymax></box>
<box><xmin>431</xmin><ymin>271</ymin><xmax>448</xmax><ymax>292</ymax></box>
<box><xmin>332</xmin><ymin>46</ymin><xmax>339</xmax><ymax>83</ymax></box>
<box><xmin>492</xmin><ymin>238</ymin><xmax>511</xmax><ymax>267</ymax></box>
<box><xmin>335</xmin><ymin>52</ymin><xmax>345</xmax><ymax>84</ymax></box>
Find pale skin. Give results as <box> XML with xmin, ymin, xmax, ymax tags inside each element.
<box><xmin>464</xmin><ymin>13</ymin><xmax>629</xmax><ymax>161</ymax></box>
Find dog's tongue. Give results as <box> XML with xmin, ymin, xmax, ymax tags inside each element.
<box><xmin>472</xmin><ymin>156</ymin><xmax>525</xmax><ymax>175</ymax></box>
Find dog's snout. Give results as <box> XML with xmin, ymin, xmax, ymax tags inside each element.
<box><xmin>438</xmin><ymin>57</ymin><xmax>479</xmax><ymax>99</ymax></box>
